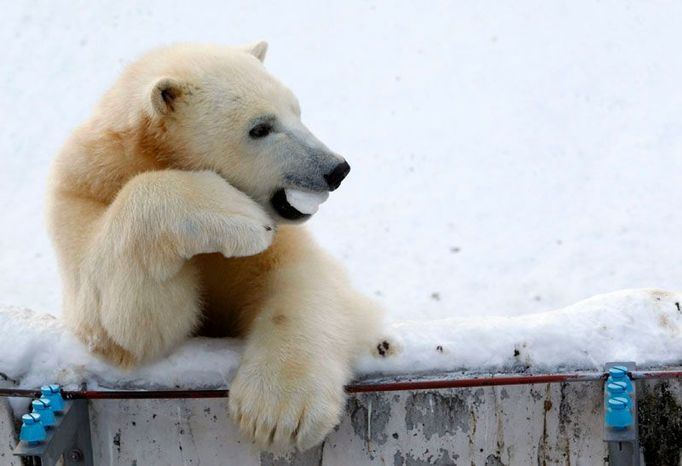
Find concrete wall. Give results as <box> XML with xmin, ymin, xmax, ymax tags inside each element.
<box><xmin>3</xmin><ymin>379</ymin><xmax>682</xmax><ymax>465</ymax></box>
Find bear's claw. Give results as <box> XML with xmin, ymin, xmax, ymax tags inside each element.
<box><xmin>372</xmin><ymin>333</ymin><xmax>402</xmax><ymax>358</ymax></box>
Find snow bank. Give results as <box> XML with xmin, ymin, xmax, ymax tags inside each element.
<box><xmin>359</xmin><ymin>288</ymin><xmax>682</xmax><ymax>375</ymax></box>
<box><xmin>1</xmin><ymin>288</ymin><xmax>680</xmax><ymax>391</ymax></box>
<box><xmin>0</xmin><ymin>308</ymin><xmax>243</xmax><ymax>391</ymax></box>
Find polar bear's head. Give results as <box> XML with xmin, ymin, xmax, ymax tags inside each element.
<box><xmin>122</xmin><ymin>42</ymin><xmax>349</xmax><ymax>222</ymax></box>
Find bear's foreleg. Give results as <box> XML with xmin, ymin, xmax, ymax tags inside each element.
<box><xmin>228</xmin><ymin>257</ymin><xmax>383</xmax><ymax>451</ymax></box>
<box><xmin>78</xmin><ymin>169</ymin><xmax>275</xmax><ymax>365</ymax></box>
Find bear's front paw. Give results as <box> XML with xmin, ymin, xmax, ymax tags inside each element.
<box><xmin>372</xmin><ymin>330</ymin><xmax>403</xmax><ymax>358</ymax></box>
<box><xmin>222</xmin><ymin>214</ymin><xmax>275</xmax><ymax>258</ymax></box>
<box><xmin>178</xmin><ymin>200</ymin><xmax>275</xmax><ymax>258</ymax></box>
<box><xmin>228</xmin><ymin>360</ymin><xmax>346</xmax><ymax>452</ymax></box>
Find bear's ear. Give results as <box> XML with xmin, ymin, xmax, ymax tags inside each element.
<box><xmin>147</xmin><ymin>77</ymin><xmax>184</xmax><ymax>117</ymax></box>
<box><xmin>243</xmin><ymin>40</ymin><xmax>268</xmax><ymax>62</ymax></box>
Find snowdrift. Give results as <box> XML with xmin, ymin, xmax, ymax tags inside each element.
<box><xmin>1</xmin><ymin>288</ymin><xmax>681</xmax><ymax>391</ymax></box>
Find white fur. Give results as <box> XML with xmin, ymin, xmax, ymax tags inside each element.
<box><xmin>46</xmin><ymin>42</ymin><xmax>385</xmax><ymax>452</ymax></box>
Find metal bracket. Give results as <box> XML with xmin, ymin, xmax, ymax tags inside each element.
<box><xmin>604</xmin><ymin>361</ymin><xmax>640</xmax><ymax>466</ymax></box>
<box><xmin>13</xmin><ymin>399</ymin><xmax>94</xmax><ymax>465</ymax></box>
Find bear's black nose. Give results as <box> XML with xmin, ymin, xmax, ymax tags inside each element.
<box><xmin>324</xmin><ymin>161</ymin><xmax>351</xmax><ymax>191</ymax></box>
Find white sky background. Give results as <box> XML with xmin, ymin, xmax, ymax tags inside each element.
<box><xmin>1</xmin><ymin>1</ymin><xmax>681</xmax><ymax>321</ymax></box>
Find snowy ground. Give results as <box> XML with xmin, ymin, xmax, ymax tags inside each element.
<box><xmin>1</xmin><ymin>2</ymin><xmax>682</xmax><ymax>376</ymax></box>
<box><xmin>2</xmin><ymin>289</ymin><xmax>681</xmax><ymax>391</ymax></box>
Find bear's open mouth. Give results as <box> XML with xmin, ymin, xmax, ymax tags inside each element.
<box><xmin>271</xmin><ymin>189</ymin><xmax>311</xmax><ymax>221</ymax></box>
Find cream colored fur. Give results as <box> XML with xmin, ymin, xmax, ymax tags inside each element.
<box><xmin>46</xmin><ymin>42</ymin><xmax>384</xmax><ymax>451</ymax></box>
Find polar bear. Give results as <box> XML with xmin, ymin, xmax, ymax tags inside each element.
<box><xmin>46</xmin><ymin>42</ymin><xmax>385</xmax><ymax>451</ymax></box>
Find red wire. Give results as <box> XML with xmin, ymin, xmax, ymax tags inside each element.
<box><xmin>0</xmin><ymin>369</ymin><xmax>677</xmax><ymax>400</ymax></box>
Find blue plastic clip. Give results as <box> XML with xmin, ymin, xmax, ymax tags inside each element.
<box><xmin>607</xmin><ymin>366</ymin><xmax>634</xmax><ymax>393</ymax></box>
<box><xmin>606</xmin><ymin>381</ymin><xmax>631</xmax><ymax>406</ymax></box>
<box><xmin>32</xmin><ymin>398</ymin><xmax>56</xmax><ymax>427</ymax></box>
<box><xmin>20</xmin><ymin>413</ymin><xmax>47</xmax><ymax>444</ymax></box>
<box><xmin>41</xmin><ymin>384</ymin><xmax>65</xmax><ymax>413</ymax></box>
<box><xmin>606</xmin><ymin>397</ymin><xmax>633</xmax><ymax>429</ymax></box>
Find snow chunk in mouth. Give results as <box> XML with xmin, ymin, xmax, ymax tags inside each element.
<box><xmin>283</xmin><ymin>189</ymin><xmax>329</xmax><ymax>215</ymax></box>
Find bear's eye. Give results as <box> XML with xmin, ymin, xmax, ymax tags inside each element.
<box><xmin>249</xmin><ymin>123</ymin><xmax>272</xmax><ymax>139</ymax></box>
